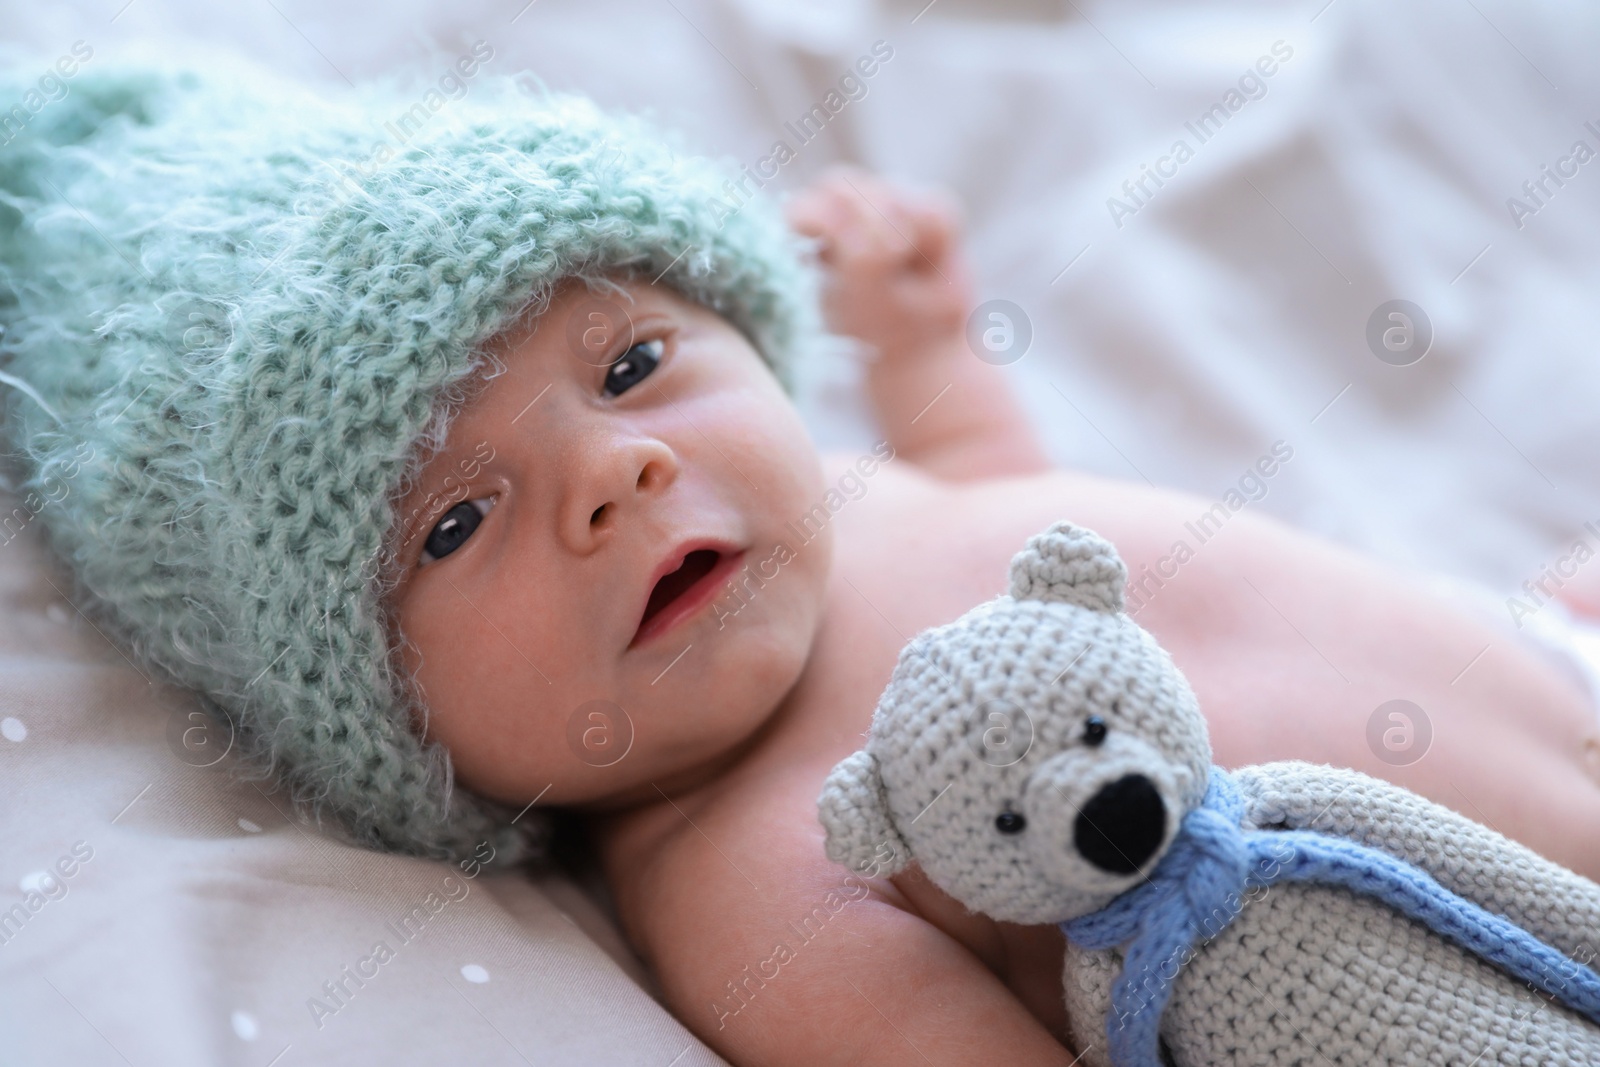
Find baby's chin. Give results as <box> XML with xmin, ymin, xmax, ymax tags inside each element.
<box><xmin>565</xmin><ymin>593</ymin><xmax>823</xmax><ymax>809</ymax></box>
<box><xmin>651</xmin><ymin>635</ymin><xmax>814</xmax><ymax>782</ymax></box>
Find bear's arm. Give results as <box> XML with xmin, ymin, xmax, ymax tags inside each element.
<box><xmin>1061</xmin><ymin>941</ymin><xmax>1120</xmax><ymax>1067</ymax></box>
<box><xmin>604</xmin><ymin>770</ymin><xmax>1086</xmax><ymax>1066</ymax></box>
<box><xmin>1235</xmin><ymin>760</ymin><xmax>1600</xmax><ymax>970</ymax></box>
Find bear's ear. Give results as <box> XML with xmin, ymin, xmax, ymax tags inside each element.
<box><xmin>817</xmin><ymin>750</ymin><xmax>910</xmax><ymax>877</ymax></box>
<box><xmin>1009</xmin><ymin>521</ymin><xmax>1127</xmax><ymax>613</ymax></box>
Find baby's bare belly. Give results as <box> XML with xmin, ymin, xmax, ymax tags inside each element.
<box><xmin>602</xmin><ymin>455</ymin><xmax>1600</xmax><ymax>1041</ymax></box>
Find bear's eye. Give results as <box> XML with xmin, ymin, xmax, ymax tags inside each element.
<box><xmin>994</xmin><ymin>811</ymin><xmax>1027</xmax><ymax>834</ymax></box>
<box><xmin>1083</xmin><ymin>716</ymin><xmax>1108</xmax><ymax>746</ymax></box>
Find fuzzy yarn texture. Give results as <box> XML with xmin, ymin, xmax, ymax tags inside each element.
<box><xmin>0</xmin><ymin>56</ymin><xmax>821</xmax><ymax>868</ymax></box>
<box><xmin>1062</xmin><ymin>763</ymin><xmax>1600</xmax><ymax>1066</ymax></box>
<box><xmin>1066</xmin><ymin>766</ymin><xmax>1600</xmax><ymax>1066</ymax></box>
<box><xmin>818</xmin><ymin>520</ymin><xmax>1600</xmax><ymax>1065</ymax></box>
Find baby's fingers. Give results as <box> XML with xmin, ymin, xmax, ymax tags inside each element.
<box><xmin>899</xmin><ymin>188</ymin><xmax>963</xmax><ymax>271</ymax></box>
<box><xmin>783</xmin><ymin>186</ymin><xmax>845</xmax><ymax>243</ymax></box>
<box><xmin>825</xmin><ymin>171</ymin><xmax>961</xmax><ymax>277</ymax></box>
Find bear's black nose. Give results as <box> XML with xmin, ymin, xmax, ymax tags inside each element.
<box><xmin>1073</xmin><ymin>774</ymin><xmax>1167</xmax><ymax>875</ymax></box>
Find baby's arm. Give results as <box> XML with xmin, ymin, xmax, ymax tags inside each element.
<box><xmin>786</xmin><ymin>167</ymin><xmax>1051</xmax><ymax>483</ymax></box>
<box><xmin>603</xmin><ymin>777</ymin><xmax>1082</xmax><ymax>1066</ymax></box>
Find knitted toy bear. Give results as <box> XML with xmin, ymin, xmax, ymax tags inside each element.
<box><xmin>817</xmin><ymin>520</ymin><xmax>1600</xmax><ymax>1066</ymax></box>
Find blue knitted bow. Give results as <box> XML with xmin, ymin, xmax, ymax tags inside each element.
<box><xmin>1061</xmin><ymin>767</ymin><xmax>1600</xmax><ymax>1066</ymax></box>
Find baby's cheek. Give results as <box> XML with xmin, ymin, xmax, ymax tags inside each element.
<box><xmin>396</xmin><ymin>610</ymin><xmax>572</xmax><ymax>803</ymax></box>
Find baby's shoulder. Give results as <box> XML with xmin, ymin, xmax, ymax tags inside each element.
<box><xmin>597</xmin><ymin>762</ymin><xmax>917</xmax><ymax>979</ymax></box>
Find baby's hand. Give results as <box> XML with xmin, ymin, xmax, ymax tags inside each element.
<box><xmin>788</xmin><ymin>166</ymin><xmax>1048</xmax><ymax>481</ymax></box>
<box><xmin>784</xmin><ymin>165</ymin><xmax>974</xmax><ymax>359</ymax></box>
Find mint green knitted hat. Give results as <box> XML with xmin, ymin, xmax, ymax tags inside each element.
<box><xmin>0</xmin><ymin>58</ymin><xmax>820</xmax><ymax>868</ymax></box>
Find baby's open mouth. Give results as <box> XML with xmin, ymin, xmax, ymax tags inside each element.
<box><xmin>632</xmin><ymin>545</ymin><xmax>745</xmax><ymax>647</ymax></box>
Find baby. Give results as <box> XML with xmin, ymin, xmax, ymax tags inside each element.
<box><xmin>5</xmin><ymin>64</ymin><xmax>1600</xmax><ymax>1067</ymax></box>
<box><xmin>385</xmin><ymin>173</ymin><xmax>1600</xmax><ymax>1061</ymax></box>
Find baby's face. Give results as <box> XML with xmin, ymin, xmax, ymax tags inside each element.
<box><xmin>384</xmin><ymin>277</ymin><xmax>831</xmax><ymax>811</ymax></box>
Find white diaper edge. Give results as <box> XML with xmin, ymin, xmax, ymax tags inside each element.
<box><xmin>1417</xmin><ymin>570</ymin><xmax>1600</xmax><ymax>725</ymax></box>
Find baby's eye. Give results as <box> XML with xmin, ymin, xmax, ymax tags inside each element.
<box><xmin>603</xmin><ymin>338</ymin><xmax>664</xmax><ymax>397</ymax></box>
<box><xmin>420</xmin><ymin>498</ymin><xmax>493</xmax><ymax>563</ymax></box>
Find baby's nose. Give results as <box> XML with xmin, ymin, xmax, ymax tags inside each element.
<box><xmin>557</xmin><ymin>429</ymin><xmax>677</xmax><ymax>553</ymax></box>
<box><xmin>1073</xmin><ymin>774</ymin><xmax>1167</xmax><ymax>875</ymax></box>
